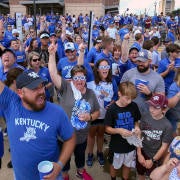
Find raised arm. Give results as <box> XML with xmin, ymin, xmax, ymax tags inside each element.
<box><xmin>48</xmin><ymin>43</ymin><xmax>62</xmax><ymax>90</ymax></box>
<box><xmin>77</xmin><ymin>43</ymin><xmax>86</xmax><ymax>65</ymax></box>
<box><xmin>61</xmin><ymin>17</ymin><xmax>66</xmax><ymax>42</ymax></box>
<box><xmin>121</xmin><ymin>33</ymin><xmax>130</xmax><ymax>63</ymax></box>
<box><xmin>168</xmin><ymin>92</ymin><xmax>180</xmax><ymax>108</ymax></box>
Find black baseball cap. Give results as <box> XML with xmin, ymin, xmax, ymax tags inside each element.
<box><xmin>16</xmin><ymin>71</ymin><xmax>46</xmax><ymax>89</ymax></box>
<box><xmin>2</xmin><ymin>48</ymin><xmax>16</xmax><ymax>58</ymax></box>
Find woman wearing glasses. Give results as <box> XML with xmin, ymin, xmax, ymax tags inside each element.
<box><xmin>28</xmin><ymin>51</ymin><xmax>53</xmax><ymax>101</ymax></box>
<box><xmin>48</xmin><ymin>43</ymin><xmax>100</xmax><ymax>180</ymax></box>
<box><xmin>86</xmin><ymin>59</ymin><xmax>118</xmax><ymax>167</ymax></box>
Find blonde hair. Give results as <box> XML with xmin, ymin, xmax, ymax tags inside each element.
<box><xmin>175</xmin><ymin>68</ymin><xmax>180</xmax><ymax>86</ymax></box>
<box><xmin>118</xmin><ymin>82</ymin><xmax>137</xmax><ymax>99</ymax></box>
<box><xmin>28</xmin><ymin>51</ymin><xmax>41</xmax><ymax>68</ymax></box>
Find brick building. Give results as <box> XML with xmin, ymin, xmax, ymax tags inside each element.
<box><xmin>158</xmin><ymin>0</ymin><xmax>175</xmax><ymax>15</ymax></box>
<box><xmin>7</xmin><ymin>0</ymin><xmax>119</xmax><ymax>17</ymax></box>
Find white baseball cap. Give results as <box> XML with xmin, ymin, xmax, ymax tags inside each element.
<box><xmin>64</xmin><ymin>42</ymin><xmax>75</xmax><ymax>51</ymax></box>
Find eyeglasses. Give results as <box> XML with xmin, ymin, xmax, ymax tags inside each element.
<box><xmin>72</xmin><ymin>76</ymin><xmax>86</xmax><ymax>81</ymax></box>
<box><xmin>32</xmin><ymin>58</ymin><xmax>41</xmax><ymax>62</ymax></box>
<box><xmin>98</xmin><ymin>65</ymin><xmax>110</xmax><ymax>70</ymax></box>
<box><xmin>66</xmin><ymin>50</ymin><xmax>75</xmax><ymax>53</ymax></box>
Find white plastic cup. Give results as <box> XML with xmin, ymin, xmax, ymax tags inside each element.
<box><xmin>38</xmin><ymin>161</ymin><xmax>53</xmax><ymax>180</ymax></box>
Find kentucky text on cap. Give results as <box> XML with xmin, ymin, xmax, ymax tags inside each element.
<box><xmin>16</xmin><ymin>71</ymin><xmax>46</xmax><ymax>90</ymax></box>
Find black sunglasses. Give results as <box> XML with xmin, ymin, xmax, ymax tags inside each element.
<box><xmin>32</xmin><ymin>58</ymin><xmax>41</xmax><ymax>62</ymax></box>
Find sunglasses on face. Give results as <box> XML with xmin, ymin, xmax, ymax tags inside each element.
<box><xmin>98</xmin><ymin>65</ymin><xmax>110</xmax><ymax>70</ymax></box>
<box><xmin>72</xmin><ymin>76</ymin><xmax>86</xmax><ymax>81</ymax></box>
<box><xmin>32</xmin><ymin>58</ymin><xmax>41</xmax><ymax>62</ymax></box>
<box><xmin>66</xmin><ymin>50</ymin><xmax>75</xmax><ymax>53</ymax></box>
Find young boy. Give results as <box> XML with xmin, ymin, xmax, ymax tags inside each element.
<box><xmin>137</xmin><ymin>93</ymin><xmax>173</xmax><ymax>180</ymax></box>
<box><xmin>104</xmin><ymin>81</ymin><xmax>141</xmax><ymax>180</ymax></box>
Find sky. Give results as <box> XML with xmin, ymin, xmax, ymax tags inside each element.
<box><xmin>119</xmin><ymin>0</ymin><xmax>180</xmax><ymax>16</ymax></box>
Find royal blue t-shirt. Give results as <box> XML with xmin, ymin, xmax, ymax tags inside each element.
<box><xmin>119</xmin><ymin>28</ymin><xmax>129</xmax><ymax>41</ymax></box>
<box><xmin>92</xmin><ymin>29</ymin><xmax>100</xmax><ymax>40</ymax></box>
<box><xmin>0</xmin><ymin>63</ymin><xmax>25</xmax><ymax>81</ymax></box>
<box><xmin>87</xmin><ymin>47</ymin><xmax>101</xmax><ymax>64</ymax></box>
<box><xmin>14</xmin><ymin>50</ymin><xmax>26</xmax><ymax>63</ymax></box>
<box><xmin>38</xmin><ymin>67</ymin><xmax>52</xmax><ymax>100</ymax></box>
<box><xmin>167</xmin><ymin>31</ymin><xmax>176</xmax><ymax>43</ymax></box>
<box><xmin>95</xmin><ymin>52</ymin><xmax>114</xmax><ymax>66</ymax></box>
<box><xmin>167</xmin><ymin>82</ymin><xmax>180</xmax><ymax>98</ymax></box>
<box><xmin>4</xmin><ymin>30</ymin><xmax>13</xmax><ymax>41</ymax></box>
<box><xmin>0</xmin><ymin>86</ymin><xmax>74</xmax><ymax>180</ymax></box>
<box><xmin>57</xmin><ymin>57</ymin><xmax>94</xmax><ymax>82</ymax></box>
<box><xmin>157</xmin><ymin>58</ymin><xmax>175</xmax><ymax>94</ymax></box>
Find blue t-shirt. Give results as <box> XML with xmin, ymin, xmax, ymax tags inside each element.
<box><xmin>0</xmin><ymin>38</ymin><xmax>9</xmax><ymax>48</ymax></box>
<box><xmin>4</xmin><ymin>30</ymin><xmax>13</xmax><ymax>41</ymax></box>
<box><xmin>167</xmin><ymin>82</ymin><xmax>180</xmax><ymax>98</ymax></box>
<box><xmin>167</xmin><ymin>31</ymin><xmax>176</xmax><ymax>43</ymax></box>
<box><xmin>0</xmin><ymin>86</ymin><xmax>74</xmax><ymax>180</ymax></box>
<box><xmin>119</xmin><ymin>28</ymin><xmax>129</xmax><ymax>41</ymax></box>
<box><xmin>25</xmin><ymin>37</ymin><xmax>41</xmax><ymax>48</ymax></box>
<box><xmin>14</xmin><ymin>50</ymin><xmax>26</xmax><ymax>63</ymax></box>
<box><xmin>38</xmin><ymin>67</ymin><xmax>52</xmax><ymax>100</ymax></box>
<box><xmin>57</xmin><ymin>39</ymin><xmax>65</xmax><ymax>59</ymax></box>
<box><xmin>87</xmin><ymin>47</ymin><xmax>101</xmax><ymax>64</ymax></box>
<box><xmin>0</xmin><ymin>63</ymin><xmax>25</xmax><ymax>81</ymax></box>
<box><xmin>48</xmin><ymin>24</ymin><xmax>56</xmax><ymax>34</ymax></box>
<box><xmin>95</xmin><ymin>52</ymin><xmax>114</xmax><ymax>66</ymax></box>
<box><xmin>92</xmin><ymin>29</ymin><xmax>100</xmax><ymax>41</ymax></box>
<box><xmin>57</xmin><ymin>57</ymin><xmax>94</xmax><ymax>82</ymax></box>
<box><xmin>157</xmin><ymin>58</ymin><xmax>175</xmax><ymax>94</ymax></box>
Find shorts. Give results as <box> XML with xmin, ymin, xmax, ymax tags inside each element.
<box><xmin>108</xmin><ymin>149</ymin><xmax>136</xmax><ymax>169</ymax></box>
<box><xmin>91</xmin><ymin>119</ymin><xmax>104</xmax><ymax>126</ymax></box>
<box><xmin>136</xmin><ymin>150</ymin><xmax>162</xmax><ymax>176</ymax></box>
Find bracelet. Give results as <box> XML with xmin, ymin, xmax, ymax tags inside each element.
<box><xmin>57</xmin><ymin>161</ymin><xmax>64</xmax><ymax>169</ymax></box>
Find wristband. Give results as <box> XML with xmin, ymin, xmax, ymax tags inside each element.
<box><xmin>57</xmin><ymin>161</ymin><xmax>64</xmax><ymax>169</ymax></box>
<box><xmin>151</xmin><ymin>157</ymin><xmax>156</xmax><ymax>163</ymax></box>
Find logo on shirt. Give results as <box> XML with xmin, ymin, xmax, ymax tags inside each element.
<box><xmin>20</xmin><ymin>127</ymin><xmax>37</xmax><ymax>142</ymax></box>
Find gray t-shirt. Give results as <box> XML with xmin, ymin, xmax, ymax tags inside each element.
<box><xmin>58</xmin><ymin>79</ymin><xmax>100</xmax><ymax>144</ymax></box>
<box><xmin>121</xmin><ymin>68</ymin><xmax>165</xmax><ymax>113</ymax></box>
<box><xmin>140</xmin><ymin>112</ymin><xmax>173</xmax><ymax>158</ymax></box>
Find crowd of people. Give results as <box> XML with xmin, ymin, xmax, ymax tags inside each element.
<box><xmin>0</xmin><ymin>10</ymin><xmax>180</xmax><ymax>180</ymax></box>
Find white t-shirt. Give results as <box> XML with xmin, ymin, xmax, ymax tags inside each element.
<box><xmin>107</xmin><ymin>27</ymin><xmax>118</xmax><ymax>39</ymax></box>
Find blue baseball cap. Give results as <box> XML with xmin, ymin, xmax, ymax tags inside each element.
<box><xmin>16</xmin><ymin>71</ymin><xmax>46</xmax><ymax>89</ymax></box>
<box><xmin>50</xmin><ymin>33</ymin><xmax>56</xmax><ymax>37</ymax></box>
<box><xmin>136</xmin><ymin>49</ymin><xmax>152</xmax><ymax>62</ymax></box>
<box><xmin>129</xmin><ymin>45</ymin><xmax>140</xmax><ymax>53</ymax></box>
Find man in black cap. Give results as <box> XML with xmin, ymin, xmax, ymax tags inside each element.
<box><xmin>0</xmin><ymin>70</ymin><xmax>75</xmax><ymax>180</ymax></box>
